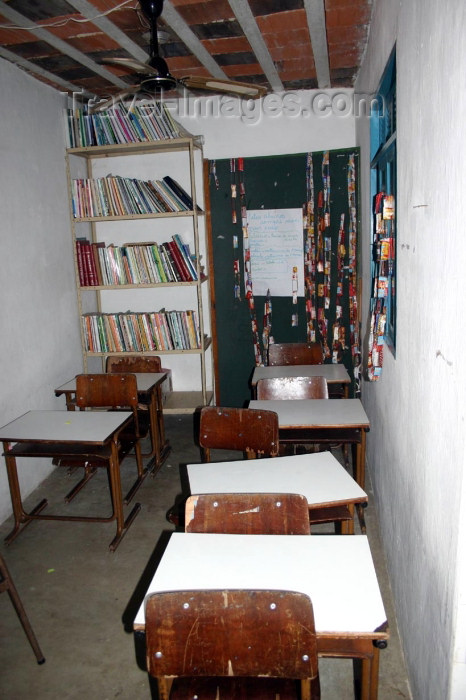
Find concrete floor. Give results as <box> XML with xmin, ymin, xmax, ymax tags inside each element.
<box><xmin>0</xmin><ymin>414</ymin><xmax>411</xmax><ymax>699</ymax></box>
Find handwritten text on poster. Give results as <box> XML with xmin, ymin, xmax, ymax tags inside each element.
<box><xmin>247</xmin><ymin>208</ymin><xmax>304</xmax><ymax>297</ymax></box>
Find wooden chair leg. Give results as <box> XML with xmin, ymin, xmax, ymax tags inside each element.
<box><xmin>0</xmin><ymin>555</ymin><xmax>45</xmax><ymax>664</ymax></box>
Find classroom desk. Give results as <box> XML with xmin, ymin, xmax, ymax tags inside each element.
<box><xmin>187</xmin><ymin>451</ymin><xmax>368</xmax><ymax>534</ymax></box>
<box><xmin>133</xmin><ymin>533</ymin><xmax>389</xmax><ymax>700</ymax></box>
<box><xmin>55</xmin><ymin>373</ymin><xmax>171</xmax><ymax>473</ymax></box>
<box><xmin>251</xmin><ymin>363</ymin><xmax>352</xmax><ymax>398</ymax></box>
<box><xmin>250</xmin><ymin>398</ymin><xmax>370</xmax><ymax>493</ymax></box>
<box><xmin>0</xmin><ymin>410</ymin><xmax>140</xmax><ymax>551</ymax></box>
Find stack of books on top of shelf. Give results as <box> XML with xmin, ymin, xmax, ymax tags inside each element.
<box><xmin>76</xmin><ymin>234</ymin><xmax>199</xmax><ymax>286</ymax></box>
<box><xmin>65</xmin><ymin>102</ymin><xmax>186</xmax><ymax>148</ymax></box>
<box><xmin>71</xmin><ymin>174</ymin><xmax>200</xmax><ymax>218</ymax></box>
<box><xmin>82</xmin><ymin>310</ymin><xmax>201</xmax><ymax>353</ymax></box>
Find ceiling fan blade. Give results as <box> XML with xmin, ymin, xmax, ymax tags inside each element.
<box><xmin>180</xmin><ymin>76</ymin><xmax>267</xmax><ymax>99</ymax></box>
<box><xmin>103</xmin><ymin>56</ymin><xmax>159</xmax><ymax>75</ymax></box>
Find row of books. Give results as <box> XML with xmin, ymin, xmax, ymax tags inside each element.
<box><xmin>82</xmin><ymin>310</ymin><xmax>201</xmax><ymax>353</ymax></box>
<box><xmin>76</xmin><ymin>234</ymin><xmax>199</xmax><ymax>286</ymax></box>
<box><xmin>71</xmin><ymin>174</ymin><xmax>198</xmax><ymax>219</ymax></box>
<box><xmin>65</xmin><ymin>102</ymin><xmax>182</xmax><ymax>148</ymax></box>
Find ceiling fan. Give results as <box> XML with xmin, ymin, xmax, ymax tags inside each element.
<box><xmin>94</xmin><ymin>0</ymin><xmax>267</xmax><ymax>110</ymax></box>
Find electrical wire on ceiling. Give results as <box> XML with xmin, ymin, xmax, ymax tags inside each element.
<box><xmin>0</xmin><ymin>0</ymin><xmax>137</xmax><ymax>31</ymax></box>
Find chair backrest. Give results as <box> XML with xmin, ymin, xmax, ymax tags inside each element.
<box><xmin>256</xmin><ymin>376</ymin><xmax>329</xmax><ymax>400</ymax></box>
<box><xmin>106</xmin><ymin>355</ymin><xmax>162</xmax><ymax>373</ymax></box>
<box><xmin>199</xmin><ymin>406</ymin><xmax>279</xmax><ymax>460</ymax></box>
<box><xmin>76</xmin><ymin>374</ymin><xmax>139</xmax><ymax>409</ymax></box>
<box><xmin>185</xmin><ymin>493</ymin><xmax>311</xmax><ymax>534</ymax></box>
<box><xmin>146</xmin><ymin>589</ymin><xmax>319</xmax><ymax>688</ymax></box>
<box><xmin>268</xmin><ymin>342</ymin><xmax>323</xmax><ymax>366</ymax></box>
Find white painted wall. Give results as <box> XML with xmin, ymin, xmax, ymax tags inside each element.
<box><xmin>355</xmin><ymin>0</ymin><xmax>466</xmax><ymax>697</ymax></box>
<box><xmin>0</xmin><ymin>59</ymin><xmax>82</xmax><ymax>523</ymax></box>
<box><xmin>169</xmin><ymin>88</ymin><xmax>357</xmax><ymax>159</ymax></box>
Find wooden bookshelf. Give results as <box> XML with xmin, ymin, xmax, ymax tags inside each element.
<box><xmin>65</xmin><ymin>133</ymin><xmax>214</xmax><ymax>412</ymax></box>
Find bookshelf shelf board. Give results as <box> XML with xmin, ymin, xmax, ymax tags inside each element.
<box><xmin>163</xmin><ymin>390</ymin><xmax>214</xmax><ymax>414</ymax></box>
<box><xmin>85</xmin><ymin>338</ymin><xmax>211</xmax><ymax>356</ymax></box>
<box><xmin>86</xmin><ymin>349</ymin><xmax>204</xmax><ymax>356</ymax></box>
<box><xmin>74</xmin><ymin>210</ymin><xmax>201</xmax><ymax>223</ymax></box>
<box><xmin>67</xmin><ymin>137</ymin><xmax>203</xmax><ymax>159</ymax></box>
<box><xmin>80</xmin><ymin>280</ymin><xmax>202</xmax><ymax>290</ymax></box>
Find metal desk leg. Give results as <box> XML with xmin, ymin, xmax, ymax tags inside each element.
<box><xmin>108</xmin><ymin>440</ymin><xmax>140</xmax><ymax>552</ymax></box>
<box><xmin>355</xmin><ymin>430</ymin><xmax>367</xmax><ymax>533</ymax></box>
<box><xmin>146</xmin><ymin>386</ymin><xmax>170</xmax><ymax>474</ymax></box>
<box><xmin>3</xmin><ymin>447</ymin><xmax>47</xmax><ymax>545</ymax></box>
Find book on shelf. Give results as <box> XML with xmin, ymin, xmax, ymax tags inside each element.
<box><xmin>160</xmin><ymin>243</ymin><xmax>181</xmax><ymax>282</ymax></box>
<box><xmin>91</xmin><ymin>242</ymin><xmax>105</xmax><ymax>285</ymax></box>
<box><xmin>162</xmin><ymin>175</ymin><xmax>200</xmax><ymax>211</ymax></box>
<box><xmin>165</xmin><ymin>311</ymin><xmax>182</xmax><ymax>350</ymax></box>
<box><xmin>172</xmin><ymin>233</ymin><xmax>198</xmax><ymax>280</ymax></box>
<box><xmin>149</xmin><ymin>244</ymin><xmax>167</xmax><ymax>283</ymax></box>
<box><xmin>75</xmin><ymin>238</ymin><xmax>87</xmax><ymax>286</ymax></box>
<box><xmin>156</xmin><ymin>179</ymin><xmax>189</xmax><ymax>211</ymax></box>
<box><xmin>167</xmin><ymin>241</ymin><xmax>191</xmax><ymax>281</ymax></box>
<box><xmin>75</xmin><ymin>235</ymin><xmax>200</xmax><ymax>287</ymax></box>
<box><xmin>76</xmin><ymin>238</ymin><xmax>99</xmax><ymax>286</ymax></box>
<box><xmin>71</xmin><ymin>175</ymin><xmax>199</xmax><ymax>219</ymax></box>
<box><xmin>81</xmin><ymin>310</ymin><xmax>201</xmax><ymax>353</ymax></box>
<box><xmin>184</xmin><ymin>310</ymin><xmax>198</xmax><ymax>348</ymax></box>
<box><xmin>144</xmin><ymin>181</ymin><xmax>172</xmax><ymax>213</ymax></box>
<box><xmin>65</xmin><ymin>101</ymin><xmax>188</xmax><ymax>148</ymax></box>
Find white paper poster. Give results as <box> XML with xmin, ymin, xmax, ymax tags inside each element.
<box><xmin>246</xmin><ymin>208</ymin><xmax>304</xmax><ymax>297</ymax></box>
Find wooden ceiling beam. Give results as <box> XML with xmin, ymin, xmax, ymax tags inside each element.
<box><xmin>0</xmin><ymin>0</ymin><xmax>127</xmax><ymax>89</ymax></box>
<box><xmin>228</xmin><ymin>0</ymin><xmax>283</xmax><ymax>92</ymax></box>
<box><xmin>303</xmin><ymin>0</ymin><xmax>330</xmax><ymax>88</ymax></box>
<box><xmin>162</xmin><ymin>0</ymin><xmax>229</xmax><ymax>81</ymax></box>
<box><xmin>65</xmin><ymin>0</ymin><xmax>148</xmax><ymax>64</ymax></box>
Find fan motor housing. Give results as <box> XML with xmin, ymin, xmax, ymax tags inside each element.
<box><xmin>140</xmin><ymin>0</ymin><xmax>164</xmax><ymax>21</ymax></box>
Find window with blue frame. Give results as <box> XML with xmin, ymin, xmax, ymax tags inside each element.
<box><xmin>368</xmin><ymin>49</ymin><xmax>396</xmax><ymax>378</ymax></box>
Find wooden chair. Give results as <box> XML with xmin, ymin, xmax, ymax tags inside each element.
<box><xmin>167</xmin><ymin>407</ymin><xmax>279</xmax><ymax>528</ymax></box>
<box><xmin>105</xmin><ymin>354</ymin><xmax>162</xmax><ymax>374</ymax></box>
<box><xmin>256</xmin><ymin>376</ymin><xmax>329</xmax><ymax>400</ymax></box>
<box><xmin>106</xmin><ymin>355</ymin><xmax>167</xmax><ymax>464</ymax></box>
<box><xmin>0</xmin><ymin>553</ymin><xmax>45</xmax><ymax>664</ymax></box>
<box><xmin>199</xmin><ymin>406</ymin><xmax>279</xmax><ymax>461</ymax></box>
<box><xmin>145</xmin><ymin>588</ymin><xmax>320</xmax><ymax>700</ymax></box>
<box><xmin>185</xmin><ymin>492</ymin><xmax>311</xmax><ymax>534</ymax></box>
<box><xmin>56</xmin><ymin>374</ymin><xmax>149</xmax><ymax>505</ymax></box>
<box><xmin>268</xmin><ymin>342</ymin><xmax>323</xmax><ymax>366</ymax></box>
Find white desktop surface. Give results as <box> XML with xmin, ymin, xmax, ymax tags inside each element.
<box><xmin>187</xmin><ymin>452</ymin><xmax>367</xmax><ymax>506</ymax></box>
<box><xmin>250</xmin><ymin>399</ymin><xmax>370</xmax><ymax>428</ymax></box>
<box><xmin>0</xmin><ymin>410</ymin><xmax>132</xmax><ymax>444</ymax></box>
<box><xmin>251</xmin><ymin>364</ymin><xmax>351</xmax><ymax>385</ymax></box>
<box><xmin>56</xmin><ymin>373</ymin><xmax>166</xmax><ymax>394</ymax></box>
<box><xmin>134</xmin><ymin>533</ymin><xmax>386</xmax><ymax>635</ymax></box>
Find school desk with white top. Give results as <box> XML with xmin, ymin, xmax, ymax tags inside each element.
<box><xmin>55</xmin><ymin>372</ymin><xmax>170</xmax><ymax>473</ymax></box>
<box><xmin>187</xmin><ymin>451</ymin><xmax>368</xmax><ymax>534</ymax></box>
<box><xmin>249</xmin><ymin>398</ymin><xmax>370</xmax><ymax>492</ymax></box>
<box><xmin>0</xmin><ymin>409</ymin><xmax>138</xmax><ymax>551</ymax></box>
<box><xmin>133</xmin><ymin>532</ymin><xmax>389</xmax><ymax>700</ymax></box>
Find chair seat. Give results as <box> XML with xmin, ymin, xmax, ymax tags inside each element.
<box><xmin>170</xmin><ymin>676</ymin><xmax>307</xmax><ymax>699</ymax></box>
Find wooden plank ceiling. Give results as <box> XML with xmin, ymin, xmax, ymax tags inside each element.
<box><xmin>0</xmin><ymin>0</ymin><xmax>372</xmax><ymax>99</ymax></box>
